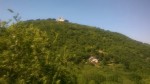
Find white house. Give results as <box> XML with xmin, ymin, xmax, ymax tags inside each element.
<box><xmin>88</xmin><ymin>56</ymin><xmax>99</xmax><ymax>65</ymax></box>
<box><xmin>56</xmin><ymin>17</ymin><xmax>65</xmax><ymax>22</ymax></box>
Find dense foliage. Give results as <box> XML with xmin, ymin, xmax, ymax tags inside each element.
<box><xmin>0</xmin><ymin>19</ymin><xmax>150</xmax><ymax>84</ymax></box>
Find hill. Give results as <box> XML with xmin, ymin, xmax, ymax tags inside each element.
<box><xmin>0</xmin><ymin>19</ymin><xmax>150</xmax><ymax>84</ymax></box>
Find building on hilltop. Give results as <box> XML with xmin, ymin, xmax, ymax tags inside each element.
<box><xmin>56</xmin><ymin>17</ymin><xmax>65</xmax><ymax>22</ymax></box>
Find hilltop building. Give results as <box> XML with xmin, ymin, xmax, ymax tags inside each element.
<box><xmin>56</xmin><ymin>17</ymin><xmax>65</xmax><ymax>22</ymax></box>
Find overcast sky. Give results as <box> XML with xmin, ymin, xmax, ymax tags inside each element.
<box><xmin>0</xmin><ymin>0</ymin><xmax>150</xmax><ymax>44</ymax></box>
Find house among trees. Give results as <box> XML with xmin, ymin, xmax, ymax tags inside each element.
<box><xmin>88</xmin><ymin>56</ymin><xmax>99</xmax><ymax>65</ymax></box>
<box><xmin>56</xmin><ymin>17</ymin><xmax>65</xmax><ymax>22</ymax></box>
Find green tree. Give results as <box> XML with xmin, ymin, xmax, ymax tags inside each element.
<box><xmin>0</xmin><ymin>23</ymin><xmax>77</xmax><ymax>84</ymax></box>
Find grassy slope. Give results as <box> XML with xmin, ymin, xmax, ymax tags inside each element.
<box><xmin>10</xmin><ymin>19</ymin><xmax>150</xmax><ymax>83</ymax></box>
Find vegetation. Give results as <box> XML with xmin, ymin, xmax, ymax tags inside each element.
<box><xmin>0</xmin><ymin>18</ymin><xmax>150</xmax><ymax>84</ymax></box>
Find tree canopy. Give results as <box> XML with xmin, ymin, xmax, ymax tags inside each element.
<box><xmin>0</xmin><ymin>19</ymin><xmax>150</xmax><ymax>84</ymax></box>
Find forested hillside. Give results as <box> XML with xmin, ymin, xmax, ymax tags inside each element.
<box><xmin>0</xmin><ymin>19</ymin><xmax>150</xmax><ymax>84</ymax></box>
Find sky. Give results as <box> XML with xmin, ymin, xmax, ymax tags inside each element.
<box><xmin>0</xmin><ymin>0</ymin><xmax>150</xmax><ymax>44</ymax></box>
